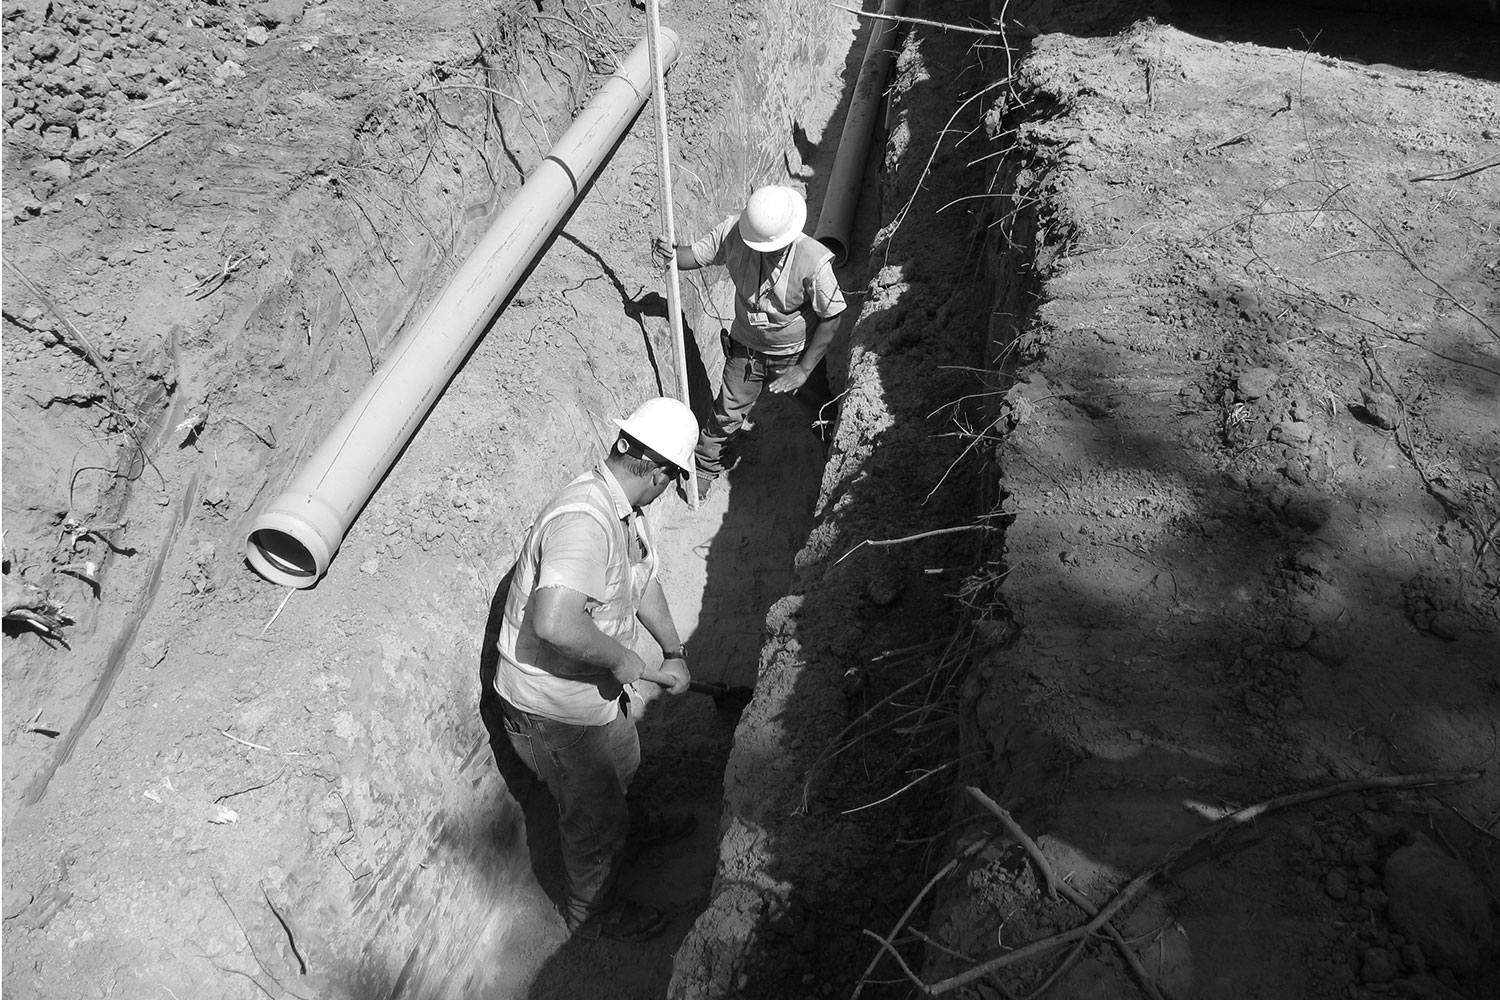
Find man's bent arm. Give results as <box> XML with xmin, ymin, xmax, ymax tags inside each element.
<box><xmin>769</xmin><ymin>309</ymin><xmax>844</xmax><ymax>395</ymax></box>
<box><xmin>532</xmin><ymin>585</ymin><xmax>646</xmax><ymax>685</ymax></box>
<box><xmin>635</xmin><ymin>578</ymin><xmax>690</xmax><ymax>694</ymax></box>
<box><xmin>796</xmin><ymin>308</ymin><xmax>843</xmax><ymax>373</ymax></box>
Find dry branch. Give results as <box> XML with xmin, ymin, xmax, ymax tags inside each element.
<box><xmin>919</xmin><ymin>771</ymin><xmax>1481</xmax><ymax>996</ymax></box>
<box><xmin>1408</xmin><ymin>156</ymin><xmax>1500</xmax><ymax>183</ymax></box>
<box><xmin>852</xmin><ymin>835</ymin><xmax>995</xmax><ymax>998</ymax></box>
<box><xmin>834</xmin><ymin>524</ymin><xmax>997</xmax><ymax>568</ymax></box>
<box><xmin>832</xmin><ymin>2</ymin><xmax>1032</xmax><ymax>40</ymax></box>
<box><xmin>969</xmin><ymin>788</ymin><xmax>1167</xmax><ymax>1000</ymax></box>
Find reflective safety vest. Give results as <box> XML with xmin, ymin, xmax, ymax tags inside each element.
<box><xmin>493</xmin><ymin>468</ymin><xmax>657</xmax><ymax>725</ymax></box>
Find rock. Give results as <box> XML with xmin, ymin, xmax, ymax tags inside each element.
<box><xmin>1384</xmin><ymin>835</ymin><xmax>1491</xmax><ymax>975</ymax></box>
<box><xmin>1236</xmin><ymin>366</ymin><xmax>1279</xmax><ymax>400</ymax></box>
<box><xmin>1274</xmin><ymin>419</ymin><xmax>1313</xmax><ymax>444</ymax></box>
<box><xmin>31</xmin><ymin>158</ymin><xmax>71</xmax><ymax>187</ymax></box>
<box><xmin>213</xmin><ymin>59</ymin><xmax>245</xmax><ymax>84</ymax></box>
<box><xmin>245</xmin><ymin>25</ymin><xmax>270</xmax><ymax>46</ymax></box>
<box><xmin>254</xmin><ymin>0</ymin><xmax>305</xmax><ymax>26</ymax></box>
<box><xmin>1427</xmin><ymin>611</ymin><xmax>1465</xmax><ymax>640</ymax></box>
<box><xmin>1357</xmin><ymin>389</ymin><xmax>1401</xmax><ymax>430</ymax></box>
<box><xmin>1304</xmin><ymin>622</ymin><xmax>1349</xmax><ymax>666</ymax></box>
<box><xmin>1362</xmin><ymin>947</ymin><xmax>1399</xmax><ymax>984</ymax></box>
<box><xmin>1400</xmin><ymin>943</ymin><xmax>1427</xmax><ymax>973</ymax></box>
<box><xmin>16</xmin><ymin>883</ymin><xmax>70</xmax><ymax>929</ymax></box>
<box><xmin>39</xmin><ymin>103</ymin><xmax>78</xmax><ymax>127</ymax></box>
<box><xmin>1325</xmin><ymin>869</ymin><xmax>1348</xmax><ymax>900</ymax></box>
<box><xmin>2</xmin><ymin>885</ymin><xmax>33</xmax><ymax>920</ymax></box>
<box><xmin>1283</xmin><ymin>494</ymin><xmax>1332</xmax><ymax>531</ymax></box>
<box><xmin>63</xmin><ymin>136</ymin><xmax>107</xmax><ymax>163</ymax></box>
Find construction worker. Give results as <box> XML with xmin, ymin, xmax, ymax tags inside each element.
<box><xmin>479</xmin><ymin>397</ymin><xmax>699</xmax><ymax>942</ymax></box>
<box><xmin>653</xmin><ymin>185</ymin><xmax>847</xmax><ymax>500</ymax></box>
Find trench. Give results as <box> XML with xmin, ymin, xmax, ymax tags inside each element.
<box><xmin>3</xmin><ymin>2</ymin><xmax>1019</xmax><ymax>998</ymax></box>
<box><xmin>211</xmin><ymin>3</ymin><xmax>889</xmax><ymax>998</ymax></box>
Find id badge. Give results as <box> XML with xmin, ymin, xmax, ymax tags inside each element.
<box><xmin>747</xmin><ymin>311</ymin><xmax>772</xmax><ymax>329</ymax></box>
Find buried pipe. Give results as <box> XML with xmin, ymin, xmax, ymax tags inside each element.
<box><xmin>246</xmin><ymin>31</ymin><xmax>681</xmax><ymax>588</ymax></box>
<box><xmin>814</xmin><ymin>0</ymin><xmax>905</xmax><ymax>265</ymax></box>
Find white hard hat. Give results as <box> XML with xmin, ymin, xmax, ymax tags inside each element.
<box><xmin>615</xmin><ymin>397</ymin><xmax>698</xmax><ymax>476</ymax></box>
<box><xmin>738</xmin><ymin>186</ymin><xmax>807</xmax><ymax>252</ymax></box>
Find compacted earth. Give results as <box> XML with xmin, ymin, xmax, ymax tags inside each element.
<box><xmin>3</xmin><ymin>1</ymin><xmax>1498</xmax><ymax>999</ymax></box>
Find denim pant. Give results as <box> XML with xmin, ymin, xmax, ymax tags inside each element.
<box><xmin>695</xmin><ymin>331</ymin><xmax>834</xmax><ymax>479</ymax></box>
<box><xmin>482</xmin><ymin>692</ymin><xmax>639</xmax><ymax>923</ymax></box>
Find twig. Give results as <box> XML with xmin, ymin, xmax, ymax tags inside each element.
<box><xmin>1408</xmin><ymin>156</ymin><xmax>1500</xmax><ymax>183</ymax></box>
<box><xmin>416</xmin><ymin>83</ymin><xmax>522</xmax><ymax>107</ymax></box>
<box><xmin>967</xmin><ymin>789</ymin><xmax>1059</xmax><ymax>901</ymax></box>
<box><xmin>834</xmin><ymin>524</ymin><xmax>996</xmax><ymax>568</ymax></box>
<box><xmin>832</xmin><ymin>2</ymin><xmax>1030</xmax><ymax>39</ymax></box>
<box><xmin>221</xmin><ymin>414</ymin><xmax>277</xmax><ymax>448</ymax></box>
<box><xmin>1020</xmin><ymin>939</ymin><xmax>1088</xmax><ymax>1000</ymax></box>
<box><xmin>969</xmin><ymin>788</ymin><xmax>1168</xmax><ymax>1000</ymax></box>
<box><xmin>2</xmin><ymin>256</ymin><xmax>125</xmax><ymax>413</ymax></box>
<box><xmin>1197</xmin><ymin>92</ymin><xmax>1292</xmax><ymax>154</ymax></box>
<box><xmin>851</xmin><ymin>836</ymin><xmax>993</xmax><ymax>999</ymax></box>
<box><xmin>214</xmin><ymin>766</ymin><xmax>287</xmax><ymax>803</ymax></box>
<box><xmin>220</xmin><ymin>730</ymin><xmax>307</xmax><ymax>756</ymax></box>
<box><xmin>263</xmin><ymin>587</ymin><xmax>295</xmax><ymax>634</ymax></box>
<box><xmin>842</xmin><ymin>761</ymin><xmax>955</xmax><ymax>815</ymax></box>
<box><xmin>119</xmin><ymin>127</ymin><xmax>172</xmax><ymax>161</ymax></box>
<box><xmin>312</xmin><ymin>240</ymin><xmax>377</xmax><ymax>372</ymax></box>
<box><xmin>924</xmin><ymin>771</ymin><xmax>1482</xmax><ymax>995</ymax></box>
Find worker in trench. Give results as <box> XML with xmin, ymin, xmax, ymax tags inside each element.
<box><xmin>653</xmin><ymin>184</ymin><xmax>848</xmax><ymax>501</ymax></box>
<box><xmin>478</xmin><ymin>397</ymin><xmax>701</xmax><ymax>942</ymax></box>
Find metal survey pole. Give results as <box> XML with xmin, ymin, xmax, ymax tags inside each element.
<box><xmin>644</xmin><ymin>0</ymin><xmax>697</xmax><ymax>510</ymax></box>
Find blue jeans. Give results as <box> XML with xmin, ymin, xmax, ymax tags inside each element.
<box><xmin>491</xmin><ymin>696</ymin><xmax>639</xmax><ymax>922</ymax></box>
<box><xmin>695</xmin><ymin>331</ymin><xmax>834</xmax><ymax>478</ymax></box>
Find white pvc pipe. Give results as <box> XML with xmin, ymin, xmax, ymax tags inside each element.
<box><xmin>814</xmin><ymin>0</ymin><xmax>905</xmax><ymax>265</ymax></box>
<box><xmin>246</xmin><ymin>31</ymin><xmax>682</xmax><ymax>588</ymax></box>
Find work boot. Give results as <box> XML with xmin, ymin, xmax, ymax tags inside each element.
<box><xmin>564</xmin><ymin>897</ymin><xmax>668</xmax><ymax>943</ymax></box>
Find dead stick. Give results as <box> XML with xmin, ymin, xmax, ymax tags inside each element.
<box><xmin>831</xmin><ymin>2</ymin><xmax>1033</xmax><ymax>39</ymax></box>
<box><xmin>927</xmin><ymin>771</ymin><xmax>1482</xmax><ymax>996</ymax></box>
<box><xmin>969</xmin><ymin>788</ymin><xmax>1167</xmax><ymax>1000</ymax></box>
<box><xmin>1408</xmin><ymin>156</ymin><xmax>1500</xmax><ymax>183</ymax></box>
<box><xmin>119</xmin><ymin>127</ymin><xmax>172</xmax><ymax>160</ymax></box>
<box><xmin>834</xmin><ymin>524</ymin><xmax>996</xmax><ymax>567</ymax></box>
<box><xmin>1021</xmin><ymin>938</ymin><xmax>1088</xmax><ymax>1000</ymax></box>
<box><xmin>852</xmin><ymin>836</ymin><xmax>994</xmax><ymax>999</ymax></box>
<box><xmin>967</xmin><ymin>789</ymin><xmax>1058</xmax><ymax>899</ymax></box>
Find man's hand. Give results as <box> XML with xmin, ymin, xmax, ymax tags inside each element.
<box><xmin>651</xmin><ymin>236</ymin><xmax>675</xmax><ymax>270</ymax></box>
<box><xmin>657</xmin><ymin>657</ymin><xmax>691</xmax><ymax>695</ymax></box>
<box><xmin>768</xmin><ymin>366</ymin><xmax>810</xmax><ymax>395</ymax></box>
<box><xmin>641</xmin><ymin>656</ymin><xmax>691</xmax><ymax>695</ymax></box>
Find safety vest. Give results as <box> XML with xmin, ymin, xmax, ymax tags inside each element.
<box><xmin>722</xmin><ymin>228</ymin><xmax>839</xmax><ymax>354</ymax></box>
<box><xmin>493</xmin><ymin>467</ymin><xmax>657</xmax><ymax>725</ymax></box>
